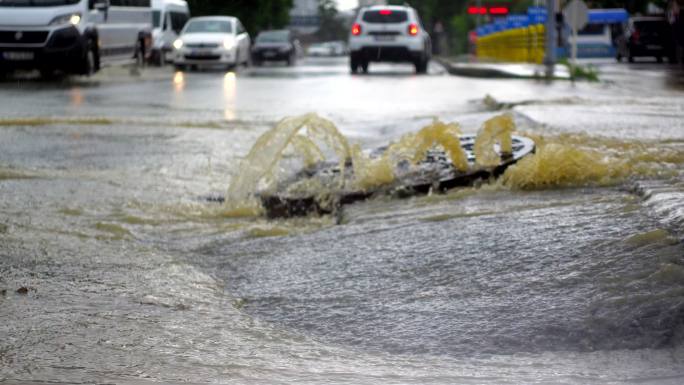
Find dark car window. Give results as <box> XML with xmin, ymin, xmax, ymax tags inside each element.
<box><xmin>185</xmin><ymin>20</ymin><xmax>232</xmax><ymax>34</ymax></box>
<box><xmin>362</xmin><ymin>10</ymin><xmax>408</xmax><ymax>24</ymax></box>
<box><xmin>152</xmin><ymin>10</ymin><xmax>161</xmax><ymax>28</ymax></box>
<box><xmin>170</xmin><ymin>12</ymin><xmax>189</xmax><ymax>34</ymax></box>
<box><xmin>634</xmin><ymin>20</ymin><xmax>668</xmax><ymax>35</ymax></box>
<box><xmin>257</xmin><ymin>31</ymin><xmax>290</xmax><ymax>43</ymax></box>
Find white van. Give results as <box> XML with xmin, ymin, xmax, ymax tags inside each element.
<box><xmin>0</xmin><ymin>0</ymin><xmax>152</xmax><ymax>77</ymax></box>
<box><xmin>151</xmin><ymin>0</ymin><xmax>189</xmax><ymax>65</ymax></box>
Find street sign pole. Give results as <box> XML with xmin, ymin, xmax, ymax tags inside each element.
<box><xmin>543</xmin><ymin>0</ymin><xmax>557</xmax><ymax>79</ymax></box>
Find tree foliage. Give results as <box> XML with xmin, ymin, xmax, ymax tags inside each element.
<box><xmin>186</xmin><ymin>0</ymin><xmax>294</xmax><ymax>35</ymax></box>
<box><xmin>317</xmin><ymin>0</ymin><xmax>348</xmax><ymax>41</ymax></box>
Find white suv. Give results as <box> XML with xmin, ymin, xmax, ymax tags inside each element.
<box><xmin>348</xmin><ymin>5</ymin><xmax>431</xmax><ymax>74</ymax></box>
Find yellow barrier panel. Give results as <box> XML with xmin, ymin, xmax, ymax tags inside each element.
<box><xmin>476</xmin><ymin>24</ymin><xmax>545</xmax><ymax>64</ymax></box>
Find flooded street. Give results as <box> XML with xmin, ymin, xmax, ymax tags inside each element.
<box><xmin>1</xmin><ymin>57</ymin><xmax>684</xmax><ymax>384</ymax></box>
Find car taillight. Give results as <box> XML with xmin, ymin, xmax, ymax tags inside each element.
<box><xmin>408</xmin><ymin>23</ymin><xmax>419</xmax><ymax>36</ymax></box>
<box><xmin>631</xmin><ymin>29</ymin><xmax>640</xmax><ymax>43</ymax></box>
<box><xmin>379</xmin><ymin>9</ymin><xmax>392</xmax><ymax>15</ymax></box>
<box><xmin>352</xmin><ymin>23</ymin><xmax>362</xmax><ymax>36</ymax></box>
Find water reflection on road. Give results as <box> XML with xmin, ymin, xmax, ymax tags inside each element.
<box><xmin>0</xmin><ymin>57</ymin><xmax>683</xmax><ymax>385</ymax></box>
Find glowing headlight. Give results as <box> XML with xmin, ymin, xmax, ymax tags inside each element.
<box><xmin>49</xmin><ymin>13</ymin><xmax>82</xmax><ymax>26</ymax></box>
<box><xmin>173</xmin><ymin>39</ymin><xmax>183</xmax><ymax>50</ymax></box>
<box><xmin>223</xmin><ymin>38</ymin><xmax>235</xmax><ymax>50</ymax></box>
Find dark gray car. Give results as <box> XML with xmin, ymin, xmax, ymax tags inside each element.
<box><xmin>251</xmin><ymin>29</ymin><xmax>299</xmax><ymax>66</ymax></box>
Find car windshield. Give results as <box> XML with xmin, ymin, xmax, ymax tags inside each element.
<box><xmin>634</xmin><ymin>20</ymin><xmax>667</xmax><ymax>35</ymax></box>
<box><xmin>0</xmin><ymin>0</ymin><xmax>80</xmax><ymax>5</ymax></box>
<box><xmin>362</xmin><ymin>10</ymin><xmax>408</xmax><ymax>23</ymax></box>
<box><xmin>152</xmin><ymin>10</ymin><xmax>161</xmax><ymax>28</ymax></box>
<box><xmin>257</xmin><ymin>31</ymin><xmax>289</xmax><ymax>43</ymax></box>
<box><xmin>184</xmin><ymin>20</ymin><xmax>232</xmax><ymax>34</ymax></box>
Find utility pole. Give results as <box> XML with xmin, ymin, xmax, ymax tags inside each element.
<box><xmin>544</xmin><ymin>0</ymin><xmax>557</xmax><ymax>79</ymax></box>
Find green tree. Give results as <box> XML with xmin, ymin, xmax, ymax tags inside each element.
<box><xmin>317</xmin><ymin>0</ymin><xmax>348</xmax><ymax>41</ymax></box>
<box><xmin>186</xmin><ymin>0</ymin><xmax>294</xmax><ymax>35</ymax></box>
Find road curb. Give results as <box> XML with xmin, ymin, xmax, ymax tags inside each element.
<box><xmin>434</xmin><ymin>57</ymin><xmax>570</xmax><ymax>80</ymax></box>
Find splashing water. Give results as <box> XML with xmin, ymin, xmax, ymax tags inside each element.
<box><xmin>502</xmin><ymin>133</ymin><xmax>684</xmax><ymax>190</ymax></box>
<box><xmin>224</xmin><ymin>113</ymin><xmax>352</xmax><ymax>214</ymax></box>
<box><xmin>224</xmin><ymin>113</ymin><xmax>684</xmax><ymax>217</ymax></box>
<box><xmin>351</xmin><ymin>119</ymin><xmax>468</xmax><ymax>190</ymax></box>
<box><xmin>224</xmin><ymin>114</ymin><xmax>517</xmax><ymax>214</ymax></box>
<box><xmin>474</xmin><ymin>113</ymin><xmax>514</xmax><ymax>167</ymax></box>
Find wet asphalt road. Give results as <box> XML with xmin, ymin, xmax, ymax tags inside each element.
<box><xmin>1</xmin><ymin>57</ymin><xmax>684</xmax><ymax>384</ymax></box>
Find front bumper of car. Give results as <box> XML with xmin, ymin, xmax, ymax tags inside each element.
<box><xmin>252</xmin><ymin>47</ymin><xmax>292</xmax><ymax>61</ymax></box>
<box><xmin>0</xmin><ymin>26</ymin><xmax>87</xmax><ymax>73</ymax></box>
<box><xmin>174</xmin><ymin>46</ymin><xmax>237</xmax><ymax>66</ymax></box>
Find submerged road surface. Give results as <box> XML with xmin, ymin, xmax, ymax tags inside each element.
<box><xmin>1</xmin><ymin>57</ymin><xmax>684</xmax><ymax>384</ymax></box>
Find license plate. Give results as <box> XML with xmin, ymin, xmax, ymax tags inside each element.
<box><xmin>263</xmin><ymin>51</ymin><xmax>276</xmax><ymax>57</ymax></box>
<box><xmin>374</xmin><ymin>36</ymin><xmax>395</xmax><ymax>42</ymax></box>
<box><xmin>2</xmin><ymin>51</ymin><xmax>34</xmax><ymax>61</ymax></box>
<box><xmin>191</xmin><ymin>50</ymin><xmax>213</xmax><ymax>57</ymax></box>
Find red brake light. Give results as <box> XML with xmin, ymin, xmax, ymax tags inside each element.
<box><xmin>408</xmin><ymin>23</ymin><xmax>419</xmax><ymax>36</ymax></box>
<box><xmin>489</xmin><ymin>7</ymin><xmax>509</xmax><ymax>15</ymax></box>
<box><xmin>631</xmin><ymin>29</ymin><xmax>640</xmax><ymax>42</ymax></box>
<box><xmin>351</xmin><ymin>23</ymin><xmax>361</xmax><ymax>36</ymax></box>
<box><xmin>379</xmin><ymin>9</ymin><xmax>392</xmax><ymax>15</ymax></box>
<box><xmin>468</xmin><ymin>6</ymin><xmax>487</xmax><ymax>15</ymax></box>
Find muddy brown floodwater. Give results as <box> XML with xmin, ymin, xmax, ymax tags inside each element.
<box><xmin>1</xmin><ymin>58</ymin><xmax>683</xmax><ymax>384</ymax></box>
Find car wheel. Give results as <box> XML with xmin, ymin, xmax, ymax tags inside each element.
<box><xmin>134</xmin><ymin>39</ymin><xmax>145</xmax><ymax>68</ymax></box>
<box><xmin>656</xmin><ymin>56</ymin><xmax>663</xmax><ymax>63</ymax></box>
<box><xmin>40</xmin><ymin>68</ymin><xmax>56</xmax><ymax>79</ymax></box>
<box><xmin>287</xmin><ymin>53</ymin><xmax>294</xmax><ymax>66</ymax></box>
<box><xmin>616</xmin><ymin>53</ymin><xmax>622</xmax><ymax>62</ymax></box>
<box><xmin>350</xmin><ymin>57</ymin><xmax>359</xmax><ymax>74</ymax></box>
<box><xmin>361</xmin><ymin>61</ymin><xmax>369</xmax><ymax>74</ymax></box>
<box><xmin>415</xmin><ymin>57</ymin><xmax>428</xmax><ymax>74</ymax></box>
<box><xmin>81</xmin><ymin>40</ymin><xmax>97</xmax><ymax>76</ymax></box>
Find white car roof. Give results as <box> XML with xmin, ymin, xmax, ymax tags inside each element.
<box><xmin>151</xmin><ymin>0</ymin><xmax>189</xmax><ymax>9</ymax></box>
<box><xmin>189</xmin><ymin>16</ymin><xmax>237</xmax><ymax>22</ymax></box>
<box><xmin>365</xmin><ymin>5</ymin><xmax>414</xmax><ymax>11</ymax></box>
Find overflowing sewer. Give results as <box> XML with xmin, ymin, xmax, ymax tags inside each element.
<box><xmin>221</xmin><ymin>113</ymin><xmax>534</xmax><ymax>218</ymax></box>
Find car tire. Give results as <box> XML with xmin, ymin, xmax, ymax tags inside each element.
<box><xmin>134</xmin><ymin>39</ymin><xmax>145</xmax><ymax>68</ymax></box>
<box><xmin>81</xmin><ymin>40</ymin><xmax>97</xmax><ymax>76</ymax></box>
<box><xmin>350</xmin><ymin>57</ymin><xmax>359</xmax><ymax>74</ymax></box>
<box><xmin>616</xmin><ymin>53</ymin><xmax>622</xmax><ymax>62</ymax></box>
<box><xmin>656</xmin><ymin>56</ymin><xmax>663</xmax><ymax>63</ymax></box>
<box><xmin>361</xmin><ymin>61</ymin><xmax>369</xmax><ymax>74</ymax></box>
<box><xmin>415</xmin><ymin>57</ymin><xmax>428</xmax><ymax>74</ymax></box>
<box><xmin>40</xmin><ymin>68</ymin><xmax>56</xmax><ymax>79</ymax></box>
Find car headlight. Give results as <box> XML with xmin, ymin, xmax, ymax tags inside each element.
<box><xmin>173</xmin><ymin>39</ymin><xmax>183</xmax><ymax>50</ymax></box>
<box><xmin>49</xmin><ymin>13</ymin><xmax>81</xmax><ymax>26</ymax></box>
<box><xmin>223</xmin><ymin>38</ymin><xmax>235</xmax><ymax>50</ymax></box>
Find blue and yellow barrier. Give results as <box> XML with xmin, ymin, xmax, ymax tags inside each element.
<box><xmin>476</xmin><ymin>24</ymin><xmax>545</xmax><ymax>64</ymax></box>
